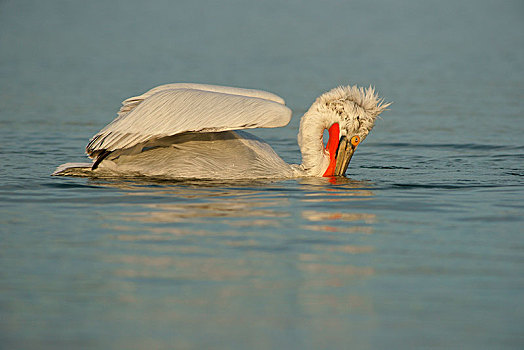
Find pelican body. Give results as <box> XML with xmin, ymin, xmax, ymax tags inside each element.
<box><xmin>53</xmin><ymin>83</ymin><xmax>389</xmax><ymax>179</ymax></box>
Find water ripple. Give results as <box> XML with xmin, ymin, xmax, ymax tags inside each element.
<box><xmin>368</xmin><ymin>142</ymin><xmax>524</xmax><ymax>151</ymax></box>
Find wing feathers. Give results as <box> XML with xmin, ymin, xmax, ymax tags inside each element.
<box><xmin>87</xmin><ymin>87</ymin><xmax>292</xmax><ymax>157</ymax></box>
<box><xmin>117</xmin><ymin>83</ymin><xmax>286</xmax><ymax>117</ymax></box>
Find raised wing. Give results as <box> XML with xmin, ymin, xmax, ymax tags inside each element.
<box><xmin>86</xmin><ymin>86</ymin><xmax>292</xmax><ymax>158</ymax></box>
<box><xmin>117</xmin><ymin>83</ymin><xmax>286</xmax><ymax>117</ymax></box>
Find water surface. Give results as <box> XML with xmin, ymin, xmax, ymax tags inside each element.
<box><xmin>1</xmin><ymin>0</ymin><xmax>523</xmax><ymax>349</ymax></box>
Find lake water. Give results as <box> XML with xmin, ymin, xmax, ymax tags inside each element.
<box><xmin>1</xmin><ymin>0</ymin><xmax>523</xmax><ymax>348</ymax></box>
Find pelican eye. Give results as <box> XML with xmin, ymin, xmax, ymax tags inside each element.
<box><xmin>350</xmin><ymin>135</ymin><xmax>360</xmax><ymax>147</ymax></box>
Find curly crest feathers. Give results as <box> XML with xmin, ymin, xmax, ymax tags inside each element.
<box><xmin>315</xmin><ymin>85</ymin><xmax>391</xmax><ymax>134</ymax></box>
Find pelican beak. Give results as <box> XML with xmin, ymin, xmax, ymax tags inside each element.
<box><xmin>334</xmin><ymin>135</ymin><xmax>359</xmax><ymax>176</ymax></box>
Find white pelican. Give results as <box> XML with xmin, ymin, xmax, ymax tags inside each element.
<box><xmin>53</xmin><ymin>83</ymin><xmax>389</xmax><ymax>179</ymax></box>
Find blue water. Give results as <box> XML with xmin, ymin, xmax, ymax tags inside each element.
<box><xmin>1</xmin><ymin>0</ymin><xmax>523</xmax><ymax>349</ymax></box>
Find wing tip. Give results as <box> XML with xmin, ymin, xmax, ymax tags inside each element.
<box><xmin>52</xmin><ymin>162</ymin><xmax>93</xmax><ymax>176</ymax></box>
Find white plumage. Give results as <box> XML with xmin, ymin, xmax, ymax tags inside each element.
<box><xmin>54</xmin><ymin>83</ymin><xmax>389</xmax><ymax>179</ymax></box>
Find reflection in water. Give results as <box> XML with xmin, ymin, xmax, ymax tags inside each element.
<box><xmin>89</xmin><ymin>177</ymin><xmax>378</xmax><ymax>329</ymax></box>
<box><xmin>123</xmin><ymin>201</ymin><xmax>290</xmax><ymax>223</ymax></box>
<box><xmin>303</xmin><ymin>225</ymin><xmax>374</xmax><ymax>234</ymax></box>
<box><xmin>297</xmin><ymin>176</ymin><xmax>372</xmax><ymax>187</ymax></box>
<box><xmin>299</xmin><ymin>178</ymin><xmax>376</xmax><ymax>235</ymax></box>
<box><xmin>93</xmin><ymin>176</ymin><xmax>378</xmax><ymax>240</ymax></box>
<box><xmin>302</xmin><ymin>211</ymin><xmax>376</xmax><ymax>223</ymax></box>
<box><xmin>300</xmin><ymin>178</ymin><xmax>374</xmax><ymax>202</ymax></box>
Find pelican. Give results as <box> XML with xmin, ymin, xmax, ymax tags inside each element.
<box><xmin>53</xmin><ymin>83</ymin><xmax>389</xmax><ymax>179</ymax></box>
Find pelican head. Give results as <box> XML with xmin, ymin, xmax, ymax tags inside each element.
<box><xmin>297</xmin><ymin>85</ymin><xmax>390</xmax><ymax>177</ymax></box>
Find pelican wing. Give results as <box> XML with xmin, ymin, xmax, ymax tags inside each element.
<box><xmin>117</xmin><ymin>83</ymin><xmax>286</xmax><ymax>117</ymax></box>
<box><xmin>86</xmin><ymin>87</ymin><xmax>292</xmax><ymax>158</ymax></box>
